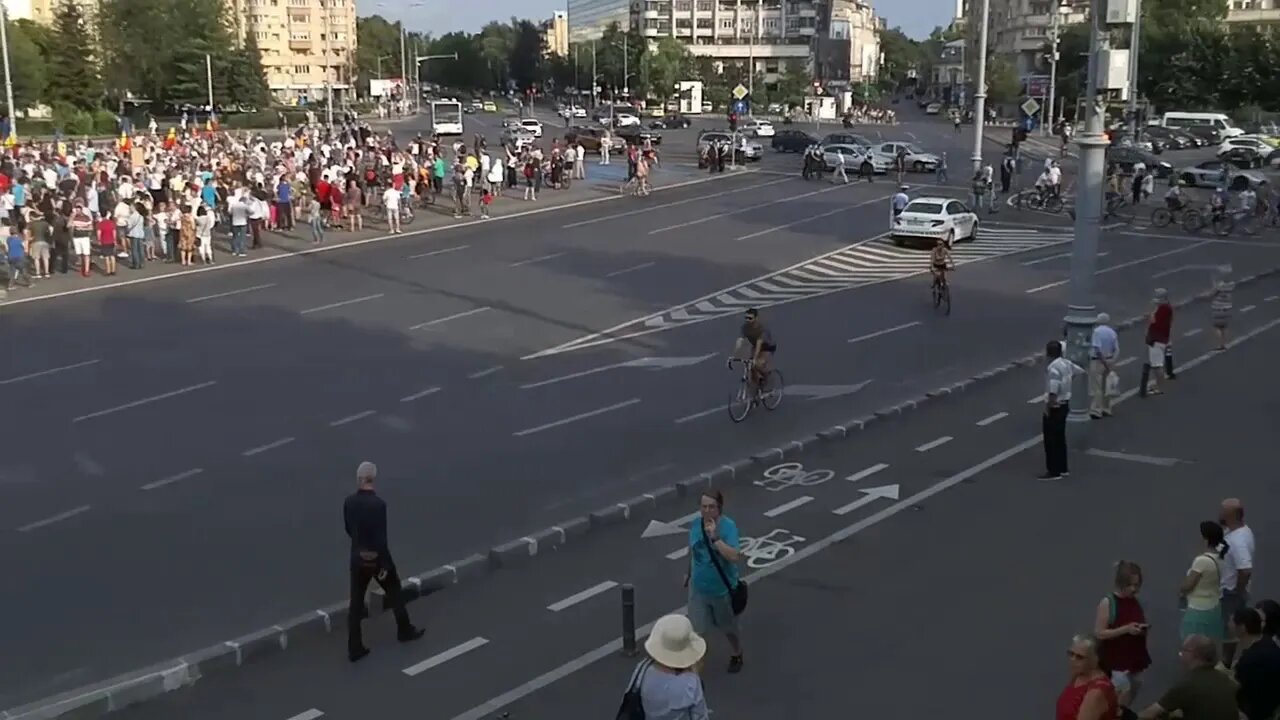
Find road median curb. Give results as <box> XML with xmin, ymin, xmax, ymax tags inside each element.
<box><xmin>12</xmin><ymin>265</ymin><xmax>1279</xmax><ymax>718</ymax></box>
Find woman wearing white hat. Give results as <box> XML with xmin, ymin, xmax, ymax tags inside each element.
<box><xmin>619</xmin><ymin>614</ymin><xmax>710</xmax><ymax>720</ymax></box>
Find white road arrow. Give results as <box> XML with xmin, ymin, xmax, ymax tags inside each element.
<box><xmin>642</xmin><ymin>511</ymin><xmax>699</xmax><ymax>539</ymax></box>
<box><xmin>522</xmin><ymin>355</ymin><xmax>715</xmax><ymax>389</ymax></box>
<box><xmin>787</xmin><ymin>381</ymin><xmax>874</xmax><ymax>400</ymax></box>
<box><xmin>831</xmin><ymin>484</ymin><xmax>900</xmax><ymax>516</ymax></box>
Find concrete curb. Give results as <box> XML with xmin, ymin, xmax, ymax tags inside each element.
<box><xmin>10</xmin><ymin>265</ymin><xmax>1279</xmax><ymax>719</ymax></box>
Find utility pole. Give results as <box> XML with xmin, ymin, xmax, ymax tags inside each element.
<box><xmin>591</xmin><ymin>40</ymin><xmax>597</xmax><ymax>108</ymax></box>
<box><xmin>205</xmin><ymin>53</ymin><xmax>214</xmax><ymax>114</ymax></box>
<box><xmin>747</xmin><ymin>3</ymin><xmax>756</xmax><ymax>102</ymax></box>
<box><xmin>1045</xmin><ymin>5</ymin><xmax>1061</xmax><ymax>136</ymax></box>
<box><xmin>969</xmin><ymin>0</ymin><xmax>990</xmax><ymax>172</ymax></box>
<box><xmin>622</xmin><ymin>33</ymin><xmax>629</xmax><ymax>100</ymax></box>
<box><xmin>1125</xmin><ymin>0</ymin><xmax>1143</xmax><ymax>141</ymax></box>
<box><xmin>1063</xmin><ymin>0</ymin><xmax>1110</xmax><ymax>440</ymax></box>
<box><xmin>399</xmin><ymin>22</ymin><xmax>407</xmax><ymax>114</ymax></box>
<box><xmin>0</xmin><ymin>4</ymin><xmax>16</xmax><ymax>142</ymax></box>
<box><xmin>323</xmin><ymin>10</ymin><xmax>333</xmax><ymax>128</ymax></box>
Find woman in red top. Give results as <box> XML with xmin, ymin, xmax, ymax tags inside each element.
<box><xmin>1057</xmin><ymin>634</ymin><xmax>1120</xmax><ymax>720</ymax></box>
<box><xmin>1144</xmin><ymin>289</ymin><xmax>1174</xmax><ymax>394</ymax></box>
<box><xmin>1095</xmin><ymin>561</ymin><xmax>1152</xmax><ymax>708</ymax></box>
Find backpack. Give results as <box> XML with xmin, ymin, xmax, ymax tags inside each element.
<box><xmin>615</xmin><ymin>659</ymin><xmax>652</xmax><ymax>720</ymax></box>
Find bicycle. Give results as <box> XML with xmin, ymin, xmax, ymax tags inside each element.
<box><xmin>727</xmin><ymin>357</ymin><xmax>784</xmax><ymax>423</ymax></box>
<box><xmin>619</xmin><ymin>175</ymin><xmax>650</xmax><ymax>197</ymax></box>
<box><xmin>1019</xmin><ymin>187</ymin><xmax>1064</xmax><ymax>214</ymax></box>
<box><xmin>931</xmin><ymin>271</ymin><xmax>952</xmax><ymax>316</ymax></box>
<box><xmin>1149</xmin><ymin>205</ymin><xmax>1200</xmax><ymax>231</ymax></box>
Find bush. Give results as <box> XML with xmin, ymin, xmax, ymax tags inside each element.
<box><xmin>92</xmin><ymin>109</ymin><xmax>120</xmax><ymax>135</ymax></box>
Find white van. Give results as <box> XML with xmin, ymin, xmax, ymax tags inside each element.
<box><xmin>1159</xmin><ymin>112</ymin><xmax>1244</xmax><ymax>137</ymax></box>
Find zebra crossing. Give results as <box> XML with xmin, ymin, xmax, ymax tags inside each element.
<box><xmin>525</xmin><ymin>225</ymin><xmax>1072</xmax><ymax>359</ymax></box>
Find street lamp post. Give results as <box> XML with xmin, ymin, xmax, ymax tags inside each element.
<box><xmin>323</xmin><ymin>11</ymin><xmax>333</xmax><ymax>128</ymax></box>
<box><xmin>1045</xmin><ymin>5</ymin><xmax>1061</xmax><ymax>136</ymax></box>
<box><xmin>1063</xmin><ymin>0</ymin><xmax>1110</xmax><ymax>440</ymax></box>
<box><xmin>969</xmin><ymin>0</ymin><xmax>990</xmax><ymax>173</ymax></box>
<box><xmin>1125</xmin><ymin>0</ymin><xmax>1143</xmax><ymax>141</ymax></box>
<box><xmin>0</xmin><ymin>5</ymin><xmax>16</xmax><ymax>143</ymax></box>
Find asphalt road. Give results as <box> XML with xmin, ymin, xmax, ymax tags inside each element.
<box><xmin>5</xmin><ymin>105</ymin><xmax>1279</xmax><ymax>707</ymax></box>
<box><xmin>108</xmin><ymin>275</ymin><xmax>1280</xmax><ymax>720</ymax></box>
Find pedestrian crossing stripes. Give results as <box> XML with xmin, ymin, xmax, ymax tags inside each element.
<box><xmin>525</xmin><ymin>226</ymin><xmax>1072</xmax><ymax>359</ymax></box>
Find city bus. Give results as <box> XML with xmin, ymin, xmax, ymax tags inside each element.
<box><xmin>430</xmin><ymin>99</ymin><xmax>463</xmax><ymax>136</ymax></box>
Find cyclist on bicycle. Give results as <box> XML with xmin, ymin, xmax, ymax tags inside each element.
<box><xmin>1210</xmin><ymin>185</ymin><xmax>1229</xmax><ymax>222</ymax></box>
<box><xmin>732</xmin><ymin>308</ymin><xmax>776</xmax><ymax>392</ymax></box>
<box><xmin>930</xmin><ymin>237</ymin><xmax>954</xmax><ymax>288</ymax></box>
<box><xmin>892</xmin><ymin>185</ymin><xmax>910</xmax><ymax>218</ymax></box>
<box><xmin>1164</xmin><ymin>181</ymin><xmax>1187</xmax><ymax>212</ymax></box>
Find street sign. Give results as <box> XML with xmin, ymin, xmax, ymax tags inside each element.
<box><xmin>732</xmin><ymin>84</ymin><xmax>749</xmax><ymax>100</ymax></box>
<box><xmin>731</xmin><ymin>99</ymin><xmax>749</xmax><ymax>115</ymax></box>
<box><xmin>1021</xmin><ymin>98</ymin><xmax>1042</xmax><ymax>116</ymax></box>
<box><xmin>1026</xmin><ymin>74</ymin><xmax>1051</xmax><ymax>98</ymax></box>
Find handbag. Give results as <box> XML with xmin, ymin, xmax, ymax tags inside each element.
<box><xmin>700</xmin><ymin>521</ymin><xmax>748</xmax><ymax>615</ymax></box>
<box><xmin>615</xmin><ymin>658</ymin><xmax>652</xmax><ymax>720</ymax></box>
<box><xmin>1105</xmin><ymin>370</ymin><xmax>1120</xmax><ymax>398</ymax></box>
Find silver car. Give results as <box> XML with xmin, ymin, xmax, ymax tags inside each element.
<box><xmin>877</xmin><ymin>142</ymin><xmax>941</xmax><ymax>172</ymax></box>
<box><xmin>1175</xmin><ymin>159</ymin><xmax>1267</xmax><ymax>190</ymax></box>
<box><xmin>821</xmin><ymin>143</ymin><xmax>888</xmax><ymax>174</ymax></box>
<box><xmin>697</xmin><ymin>131</ymin><xmax>764</xmax><ymax>161</ymax></box>
<box><xmin>502</xmin><ymin>126</ymin><xmax>536</xmax><ymax>149</ymax></box>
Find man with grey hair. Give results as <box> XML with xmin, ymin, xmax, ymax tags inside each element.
<box><xmin>1136</xmin><ymin>634</ymin><xmax>1238</xmax><ymax>719</ymax></box>
<box><xmin>1089</xmin><ymin>311</ymin><xmax>1119</xmax><ymax>419</ymax></box>
<box><xmin>343</xmin><ymin>461</ymin><xmax>424</xmax><ymax>662</ymax></box>
<box><xmin>1140</xmin><ymin>288</ymin><xmax>1173</xmax><ymax>398</ymax></box>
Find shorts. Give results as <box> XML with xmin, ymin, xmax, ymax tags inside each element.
<box><xmin>761</xmin><ymin>343</ymin><xmax>777</xmax><ymax>354</ymax></box>
<box><xmin>1147</xmin><ymin>342</ymin><xmax>1166</xmax><ymax>367</ymax></box>
<box><xmin>72</xmin><ymin>236</ymin><xmax>92</xmax><ymax>255</ymax></box>
<box><xmin>96</xmin><ymin>244</ymin><xmax>116</xmax><ymax>258</ymax></box>
<box><xmin>687</xmin><ymin>587</ymin><xmax>738</xmax><ymax>636</ymax></box>
<box><xmin>31</xmin><ymin>242</ymin><xmax>50</xmax><ymax>262</ymax></box>
<box><xmin>1222</xmin><ymin>588</ymin><xmax>1250</xmax><ymax>636</ymax></box>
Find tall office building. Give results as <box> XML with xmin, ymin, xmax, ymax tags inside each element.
<box><xmin>235</xmin><ymin>0</ymin><xmax>358</xmax><ymax>104</ymax></box>
<box><xmin>542</xmin><ymin>9</ymin><xmax>570</xmax><ymax>56</ymax></box>
<box><xmin>987</xmin><ymin>0</ymin><xmax>1084</xmax><ymax>78</ymax></box>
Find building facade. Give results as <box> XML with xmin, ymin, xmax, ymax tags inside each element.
<box><xmin>1226</xmin><ymin>0</ymin><xmax>1280</xmax><ymax>26</ymax></box>
<box><xmin>231</xmin><ymin>0</ymin><xmax>358</xmax><ymax>104</ymax></box>
<box><xmin>987</xmin><ymin>0</ymin><xmax>1084</xmax><ymax>79</ymax></box>
<box><xmin>27</xmin><ymin>0</ymin><xmax>97</xmax><ymax>24</ymax></box>
<box><xmin>567</xmin><ymin>0</ymin><xmax>879</xmax><ymax>88</ymax></box>
<box><xmin>543</xmin><ymin>9</ymin><xmax>570</xmax><ymax>56</ymax></box>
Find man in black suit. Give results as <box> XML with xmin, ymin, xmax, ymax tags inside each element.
<box><xmin>344</xmin><ymin>461</ymin><xmax>424</xmax><ymax>662</ymax></box>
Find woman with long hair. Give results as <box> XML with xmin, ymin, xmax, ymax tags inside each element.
<box><xmin>1180</xmin><ymin>521</ymin><xmax>1229</xmax><ymax>644</ymax></box>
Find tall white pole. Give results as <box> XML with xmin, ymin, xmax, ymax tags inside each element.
<box><xmin>205</xmin><ymin>53</ymin><xmax>214</xmax><ymax>114</ymax></box>
<box><xmin>969</xmin><ymin>0</ymin><xmax>989</xmax><ymax>172</ymax></box>
<box><xmin>324</xmin><ymin>12</ymin><xmax>333</xmax><ymax>127</ymax></box>
<box><xmin>1045</xmin><ymin>7</ymin><xmax>1060</xmax><ymax>136</ymax></box>
<box><xmin>748</xmin><ymin>4</ymin><xmax>756</xmax><ymax>102</ymax></box>
<box><xmin>0</xmin><ymin>6</ymin><xmax>16</xmax><ymax>142</ymax></box>
<box><xmin>1125</xmin><ymin>0</ymin><xmax>1143</xmax><ymax>140</ymax></box>
<box><xmin>399</xmin><ymin>24</ymin><xmax>406</xmax><ymax>114</ymax></box>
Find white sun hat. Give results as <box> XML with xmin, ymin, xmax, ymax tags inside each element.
<box><xmin>644</xmin><ymin>614</ymin><xmax>707</xmax><ymax>670</ymax></box>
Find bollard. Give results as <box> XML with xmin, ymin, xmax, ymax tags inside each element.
<box><xmin>620</xmin><ymin>584</ymin><xmax>638</xmax><ymax>657</ymax></box>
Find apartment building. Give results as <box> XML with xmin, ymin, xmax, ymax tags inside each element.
<box><xmin>987</xmin><ymin>0</ymin><xmax>1085</xmax><ymax>78</ymax></box>
<box><xmin>1226</xmin><ymin>0</ymin><xmax>1280</xmax><ymax>26</ymax></box>
<box><xmin>233</xmin><ymin>0</ymin><xmax>358</xmax><ymax>104</ymax></box>
<box><xmin>27</xmin><ymin>0</ymin><xmax>97</xmax><ymax>25</ymax></box>
<box><xmin>543</xmin><ymin>9</ymin><xmax>570</xmax><ymax>56</ymax></box>
<box><xmin>567</xmin><ymin>0</ymin><xmax>879</xmax><ymax>87</ymax></box>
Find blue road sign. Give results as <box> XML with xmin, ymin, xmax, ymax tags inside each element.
<box><xmin>731</xmin><ymin>99</ymin><xmax>749</xmax><ymax>115</ymax></box>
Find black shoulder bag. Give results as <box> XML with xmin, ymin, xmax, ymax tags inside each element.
<box><xmin>615</xmin><ymin>658</ymin><xmax>653</xmax><ymax>720</ymax></box>
<box><xmin>701</xmin><ymin>521</ymin><xmax>749</xmax><ymax>615</ymax></box>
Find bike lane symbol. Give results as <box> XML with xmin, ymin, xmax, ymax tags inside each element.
<box><xmin>738</xmin><ymin>528</ymin><xmax>807</xmax><ymax>568</ymax></box>
<box><xmin>754</xmin><ymin>462</ymin><xmax>834</xmax><ymax>492</ymax></box>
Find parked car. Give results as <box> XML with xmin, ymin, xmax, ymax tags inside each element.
<box><xmin>821</xmin><ymin>143</ymin><xmax>885</xmax><ymax>175</ymax></box>
<box><xmin>740</xmin><ymin>118</ymin><xmax>776</xmax><ymax>137</ymax></box>
<box><xmin>614</xmin><ymin>125</ymin><xmax>663</xmax><ymax>146</ymax></box>
<box><xmin>1218</xmin><ymin>146</ymin><xmax>1267</xmax><ymax>169</ymax></box>
<box><xmin>649</xmin><ymin>114</ymin><xmax>691</xmax><ymax>129</ymax></box>
<box><xmin>820</xmin><ymin>132</ymin><xmax>872</xmax><ymax>148</ymax></box>
<box><xmin>772</xmin><ymin>129</ymin><xmax>819</xmax><ymax>152</ymax></box>
<box><xmin>520</xmin><ymin>118</ymin><xmax>544</xmax><ymax>138</ymax></box>
<box><xmin>1184</xmin><ymin>125</ymin><xmax>1224</xmax><ymax>145</ymax></box>
<box><xmin>891</xmin><ymin>197</ymin><xmax>979</xmax><ymax>248</ymax></box>
<box><xmin>876</xmin><ymin>141</ymin><xmax>941</xmax><ymax>172</ymax></box>
<box><xmin>501</xmin><ymin>126</ymin><xmax>536</xmax><ymax>149</ymax></box>
<box><xmin>1218</xmin><ymin>136</ymin><xmax>1273</xmax><ymax>156</ymax></box>
<box><xmin>1142</xmin><ymin>125</ymin><xmax>1193</xmax><ymax>150</ymax></box>
<box><xmin>566</xmin><ymin>125</ymin><xmax>606</xmax><ymax>152</ymax></box>
<box><xmin>1167</xmin><ymin>127</ymin><xmax>1206</xmax><ymax>147</ymax></box>
<box><xmin>614</xmin><ymin>112</ymin><xmax>641</xmax><ymax>127</ymax></box>
<box><xmin>1107</xmin><ymin>147</ymin><xmax>1173</xmax><ymax>178</ymax></box>
<box><xmin>697</xmin><ymin>130</ymin><xmax>763</xmax><ymax>164</ymax></box>
<box><xmin>1175</xmin><ymin>159</ymin><xmax>1267</xmax><ymax>190</ymax></box>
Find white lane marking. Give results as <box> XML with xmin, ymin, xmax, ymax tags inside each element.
<box><xmin>733</xmin><ymin>196</ymin><xmax>892</xmax><ymax>242</ymax></box>
<box><xmin>846</xmin><ymin>463</ymin><xmax>889</xmax><ymax>483</ymax></box>
<box><xmin>72</xmin><ymin>381</ymin><xmax>218</xmax><ymax>423</ymax></box>
<box><xmin>1022</xmin><ymin>251</ymin><xmax>1109</xmax><ymax>267</ymax></box>
<box><xmin>284</xmin><ymin>710</ymin><xmax>325</xmax><ymax>720</ymax></box>
<box><xmin>1115</xmin><ymin>356</ymin><xmax>1138</xmax><ymax>368</ymax></box>
<box><xmin>915</xmin><ymin>436</ymin><xmax>954</xmax><ymax>452</ymax></box>
<box><xmin>0</xmin><ymin>359</ymin><xmax>101</xmax><ymax>386</ymax></box>
<box><xmin>847</xmin><ymin>320</ymin><xmax>922</xmax><ymax>344</ymax></box>
<box><xmin>666</xmin><ymin>546</ymin><xmax>690</xmax><ymax>560</ymax></box>
<box><xmin>546</xmin><ymin>581</ymin><xmax>619</xmax><ymax>612</ymax></box>
<box><xmin>141</xmin><ymin>468</ymin><xmax>204</xmax><ymax>491</ymax></box>
<box><xmin>509</xmin><ymin>252</ymin><xmax>565</xmax><ymax>267</ymax></box>
<box><xmin>17</xmin><ymin>505</ymin><xmax>92</xmax><ymax>533</ymax></box>
<box><xmin>1027</xmin><ymin>393</ymin><xmax>1047</xmax><ymax>404</ymax></box>
<box><xmin>562</xmin><ymin>177</ymin><xmax>790</xmax><ymax>229</ymax></box>
<box><xmin>410</xmin><ymin>244</ymin><xmax>470</xmax><ymax>259</ymax></box>
<box><xmin>242</xmin><ymin>437</ymin><xmax>296</xmax><ymax>457</ymax></box>
<box><xmin>512</xmin><ymin>398</ymin><xmax>641</xmax><ymax>437</ymax></box>
<box><xmin>1085</xmin><ymin>449</ymin><xmax>1181</xmax><ymax>467</ymax></box>
<box><xmin>1151</xmin><ymin>264</ymin><xmax>1215</xmax><ymax>279</ymax></box>
<box><xmin>400</xmin><ymin>387</ymin><xmax>442</xmax><ymax>403</ymax></box>
<box><xmin>521</xmin><ymin>354</ymin><xmax>714</xmax><ymax>390</ymax></box>
<box><xmin>0</xmin><ymin>174</ymin><xmax>738</xmax><ymax>310</ymax></box>
<box><xmin>299</xmin><ymin>293</ymin><xmax>384</xmax><ymax>315</ymax></box>
<box><xmin>403</xmin><ymin>637</ymin><xmax>490</xmax><ymax>677</ymax></box>
<box><xmin>605</xmin><ymin>261</ymin><xmax>656</xmax><ymax>278</ymax></box>
<box><xmin>763</xmin><ymin>495</ymin><xmax>814</xmax><ymax>518</ymax></box>
<box><xmin>650</xmin><ymin>183</ymin><xmax>852</xmax><ymax>235</ymax></box>
<box><xmin>1241</xmin><ymin>304</ymin><xmax>1257</xmax><ymax>314</ymax></box>
<box><xmin>976</xmin><ymin>411</ymin><xmax>1009</xmax><ymax>426</ymax></box>
<box><xmin>1183</xmin><ymin>328</ymin><xmax>1203</xmax><ymax>337</ymax></box>
<box><xmin>467</xmin><ymin>366</ymin><xmax>504</xmax><ymax>379</ymax></box>
<box><xmin>330</xmin><ymin>410</ymin><xmax>377</xmax><ymax>427</ymax></box>
<box><xmin>673</xmin><ymin>405</ymin><xmax>724</xmax><ymax>424</ymax></box>
<box><xmin>409</xmin><ymin>306</ymin><xmax>492</xmax><ymax>330</ymax></box>
<box><xmin>1265</xmin><ymin>295</ymin><xmax>1278</xmax><ymax>302</ymax></box>
<box><xmin>184</xmin><ymin>283</ymin><xmax>276</xmax><ymax>303</ymax></box>
<box><xmin>1024</xmin><ymin>242</ymin><xmax>1210</xmax><ymax>294</ymax></box>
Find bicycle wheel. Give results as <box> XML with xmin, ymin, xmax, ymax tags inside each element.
<box><xmin>1026</xmin><ymin>192</ymin><xmax>1044</xmax><ymax>210</ymax></box>
<box><xmin>1182</xmin><ymin>209</ymin><xmax>1203</xmax><ymax>233</ymax></box>
<box><xmin>727</xmin><ymin>382</ymin><xmax>753</xmax><ymax>423</ymax></box>
<box><xmin>1150</xmin><ymin>208</ymin><xmax>1172</xmax><ymax>228</ymax></box>
<box><xmin>941</xmin><ymin>283</ymin><xmax>952</xmax><ymax>316</ymax></box>
<box><xmin>1211</xmin><ymin>214</ymin><xmax>1233</xmax><ymax>236</ymax></box>
<box><xmin>931</xmin><ymin>281</ymin><xmax>942</xmax><ymax>309</ymax></box>
<box><xmin>1113</xmin><ymin>201</ymin><xmax>1135</xmax><ymax>225</ymax></box>
<box><xmin>1045</xmin><ymin>195</ymin><xmax>1064</xmax><ymax>214</ymax></box>
<box><xmin>760</xmin><ymin>369</ymin><xmax>784</xmax><ymax>411</ymax></box>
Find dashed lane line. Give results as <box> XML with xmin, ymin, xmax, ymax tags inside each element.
<box><xmin>546</xmin><ymin>581</ymin><xmax>619</xmax><ymax>612</ymax></box>
<box><xmin>409</xmin><ymin>306</ymin><xmax>492</xmax><ymax>330</ymax></box>
<box><xmin>402</xmin><ymin>637</ymin><xmax>490</xmax><ymax>677</ymax></box>
<box><xmin>17</xmin><ymin>505</ymin><xmax>92</xmax><ymax>533</ymax></box>
<box><xmin>763</xmin><ymin>496</ymin><xmax>814</xmax><ymax>518</ymax></box>
<box><xmin>72</xmin><ymin>381</ymin><xmax>218</xmax><ymax>423</ymax></box>
<box><xmin>329</xmin><ymin>410</ymin><xmax>377</xmax><ymax>427</ymax></box>
<box><xmin>1184</xmin><ymin>328</ymin><xmax>1203</xmax><ymax>337</ymax></box>
<box><xmin>299</xmin><ymin>293</ymin><xmax>384</xmax><ymax>315</ymax></box>
<box><xmin>409</xmin><ymin>244</ymin><xmax>470</xmax><ymax>259</ymax></box>
<box><xmin>1024</xmin><ymin>242</ymin><xmax>1211</xmax><ymax>294</ymax></box>
<box><xmin>915</xmin><ymin>436</ymin><xmax>954</xmax><ymax>452</ymax></box>
<box><xmin>141</xmin><ymin>468</ymin><xmax>204</xmax><ymax>491</ymax></box>
<box><xmin>242</xmin><ymin>437</ymin><xmax>296</xmax><ymax>457</ymax></box>
<box><xmin>649</xmin><ymin>182</ymin><xmax>856</xmax><ymax>235</ymax></box>
<box><xmin>846</xmin><ymin>463</ymin><xmax>889</xmax><ymax>483</ymax></box>
<box><xmin>509</xmin><ymin>252</ymin><xmax>565</xmax><ymax>268</ymax></box>
<box><xmin>1241</xmin><ymin>304</ymin><xmax>1257</xmax><ymax>314</ymax></box>
<box><xmin>0</xmin><ymin>359</ymin><xmax>101</xmax><ymax>386</ymax></box>
<box><xmin>847</xmin><ymin>321</ymin><xmax>921</xmax><ymax>345</ymax></box>
<box><xmin>512</xmin><ymin>398</ymin><xmax>642</xmax><ymax>437</ymax></box>
<box><xmin>400</xmin><ymin>387</ymin><xmax>442</xmax><ymax>402</ymax></box>
<box><xmin>976</xmin><ymin>411</ymin><xmax>1009</xmax><ymax>426</ymax></box>
<box><xmin>467</xmin><ymin>366</ymin><xmax>504</xmax><ymax>380</ymax></box>
<box><xmin>605</xmin><ymin>261</ymin><xmax>656</xmax><ymax>278</ymax></box>
<box><xmin>184</xmin><ymin>283</ymin><xmax>277</xmax><ymax>303</ymax></box>
<box><xmin>561</xmin><ymin>177</ymin><xmax>792</xmax><ymax>229</ymax></box>
<box><xmin>284</xmin><ymin>711</ymin><xmax>325</xmax><ymax>720</ymax></box>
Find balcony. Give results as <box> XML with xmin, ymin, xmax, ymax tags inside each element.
<box><xmin>289</xmin><ymin>37</ymin><xmax>312</xmax><ymax>49</ymax></box>
<box><xmin>642</xmin><ymin>8</ymin><xmax>664</xmax><ymax>18</ymax></box>
<box><xmin>686</xmin><ymin>41</ymin><xmax>811</xmax><ymax>58</ymax></box>
<box><xmin>643</xmin><ymin>26</ymin><xmax>663</xmax><ymax>36</ymax></box>
<box><xmin>1226</xmin><ymin>5</ymin><xmax>1280</xmax><ymax>21</ymax></box>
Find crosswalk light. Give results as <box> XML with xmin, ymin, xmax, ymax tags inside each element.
<box><xmin>729</xmin><ymin>112</ymin><xmax>738</xmax><ymax>131</ymax></box>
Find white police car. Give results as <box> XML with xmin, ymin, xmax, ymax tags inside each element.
<box><xmin>890</xmin><ymin>197</ymin><xmax>979</xmax><ymax>248</ymax></box>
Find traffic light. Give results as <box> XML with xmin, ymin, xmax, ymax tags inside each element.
<box><xmin>728</xmin><ymin>112</ymin><xmax>738</xmax><ymax>132</ymax></box>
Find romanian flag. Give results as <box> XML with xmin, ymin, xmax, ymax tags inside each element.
<box><xmin>119</xmin><ymin>132</ymin><xmax>132</xmax><ymax>151</ymax></box>
<box><xmin>164</xmin><ymin>127</ymin><xmax>177</xmax><ymax>150</ymax></box>
<box><xmin>3</xmin><ymin>132</ymin><xmax>14</xmax><ymax>148</ymax></box>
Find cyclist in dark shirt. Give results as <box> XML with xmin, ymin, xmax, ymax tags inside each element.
<box><xmin>734</xmin><ymin>308</ymin><xmax>776</xmax><ymax>390</ymax></box>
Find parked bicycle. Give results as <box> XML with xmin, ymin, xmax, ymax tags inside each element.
<box><xmin>727</xmin><ymin>357</ymin><xmax>784</xmax><ymax>423</ymax></box>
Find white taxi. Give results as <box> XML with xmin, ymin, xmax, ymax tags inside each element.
<box><xmin>741</xmin><ymin>118</ymin><xmax>776</xmax><ymax>137</ymax></box>
<box><xmin>520</xmin><ymin>118</ymin><xmax>544</xmax><ymax>138</ymax></box>
<box><xmin>890</xmin><ymin>197</ymin><xmax>978</xmax><ymax>248</ymax></box>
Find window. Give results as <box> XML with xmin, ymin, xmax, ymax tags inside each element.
<box><xmin>676</xmin><ymin>18</ymin><xmax>692</xmax><ymax>27</ymax></box>
<box><xmin>720</xmin><ymin>18</ymin><xmax>733</xmax><ymax>28</ymax></box>
<box><xmin>765</xmin><ymin>18</ymin><xmax>778</xmax><ymax>28</ymax></box>
<box><xmin>696</xmin><ymin>17</ymin><xmax>713</xmax><ymax>27</ymax></box>
<box><xmin>290</xmin><ymin>14</ymin><xmax>309</xmax><ymax>22</ymax></box>
<box><xmin>696</xmin><ymin>0</ymin><xmax>712</xmax><ymax>9</ymax></box>
<box><xmin>293</xmin><ymin>65</ymin><xmax>311</xmax><ymax>74</ymax></box>
<box><xmin>675</xmin><ymin>0</ymin><xmax>692</xmax><ymax>9</ymax></box>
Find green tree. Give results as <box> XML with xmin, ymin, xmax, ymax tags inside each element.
<box><xmin>3</xmin><ymin>19</ymin><xmax>46</xmax><ymax>112</ymax></box>
<box><xmin>225</xmin><ymin>33</ymin><xmax>270</xmax><ymax>107</ymax></box>
<box><xmin>877</xmin><ymin>27</ymin><xmax>921</xmax><ymax>91</ymax></box>
<box><xmin>424</xmin><ymin>32</ymin><xmax>488</xmax><ymax>90</ymax></box>
<box><xmin>478</xmin><ymin>20</ymin><xmax>515</xmax><ymax>90</ymax></box>
<box><xmin>985</xmin><ymin>56</ymin><xmax>1021</xmax><ymax>105</ymax></box>
<box><xmin>45</xmin><ymin>0</ymin><xmax>102</xmax><ymax>110</ymax></box>
<box><xmin>767</xmin><ymin>60</ymin><xmax>809</xmax><ymax>108</ymax></box>
<box><xmin>507</xmin><ymin>20</ymin><xmax>545</xmax><ymax>92</ymax></box>
<box><xmin>642</xmin><ymin>37</ymin><xmax>690</xmax><ymax>101</ymax></box>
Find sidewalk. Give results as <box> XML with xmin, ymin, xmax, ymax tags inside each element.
<box><xmin>0</xmin><ymin>163</ymin><xmax>700</xmax><ymax>305</ymax></box>
<box><xmin>490</xmin><ymin>298</ymin><xmax>1280</xmax><ymax>720</ymax></box>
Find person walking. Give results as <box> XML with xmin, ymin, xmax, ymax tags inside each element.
<box><xmin>619</xmin><ymin>614</ymin><xmax>711</xmax><ymax>720</ymax></box>
<box><xmin>1210</xmin><ymin>266</ymin><xmax>1233</xmax><ymax>350</ymax></box>
<box><xmin>935</xmin><ymin>151</ymin><xmax>948</xmax><ymax>184</ymax></box>
<box><xmin>1095</xmin><ymin>561</ymin><xmax>1152</xmax><ymax>709</ymax></box>
<box><xmin>1089</xmin><ymin>312</ymin><xmax>1119</xmax><ymax>419</ymax></box>
<box><xmin>343</xmin><ymin>461</ymin><xmax>424</xmax><ymax>662</ymax></box>
<box><xmin>1041</xmin><ymin>340</ymin><xmax>1081</xmax><ymax>480</ymax></box>
<box><xmin>1140</xmin><ymin>289</ymin><xmax>1173</xmax><ymax>397</ymax></box>
<box><xmin>1219</xmin><ymin>498</ymin><xmax>1255</xmax><ymax>666</ymax></box>
<box><xmin>1179</xmin><ymin>521</ymin><xmax>1228</xmax><ymax>645</ymax></box>
<box><xmin>685</xmin><ymin>489</ymin><xmax>745</xmax><ymax>673</ymax></box>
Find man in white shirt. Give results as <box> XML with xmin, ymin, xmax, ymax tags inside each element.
<box><xmin>1042</xmin><ymin>340</ymin><xmax>1083</xmax><ymax>480</ymax></box>
<box><xmin>227</xmin><ymin>189</ymin><xmax>251</xmax><ymax>257</ymax></box>
<box><xmin>382</xmin><ymin>185</ymin><xmax>401</xmax><ymax>234</ymax></box>
<box><xmin>1089</xmin><ymin>312</ymin><xmax>1120</xmax><ymax>418</ymax></box>
<box><xmin>1219</xmin><ymin>497</ymin><xmax>1255</xmax><ymax>665</ymax></box>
